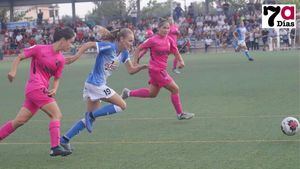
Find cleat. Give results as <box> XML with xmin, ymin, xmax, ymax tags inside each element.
<box><xmin>177</xmin><ymin>112</ymin><xmax>195</xmax><ymax>120</ymax></box>
<box><xmin>60</xmin><ymin>142</ymin><xmax>73</xmax><ymax>153</ymax></box>
<box><xmin>121</xmin><ymin>88</ymin><xmax>130</xmax><ymax>99</ymax></box>
<box><xmin>172</xmin><ymin>69</ymin><xmax>181</xmax><ymax>74</ymax></box>
<box><xmin>248</xmin><ymin>58</ymin><xmax>254</xmax><ymax>61</ymax></box>
<box><xmin>49</xmin><ymin>145</ymin><xmax>72</xmax><ymax>157</ymax></box>
<box><xmin>85</xmin><ymin>112</ymin><xmax>94</xmax><ymax>133</ymax></box>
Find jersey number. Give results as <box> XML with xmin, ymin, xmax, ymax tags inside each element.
<box><xmin>103</xmin><ymin>88</ymin><xmax>111</xmax><ymax>96</ymax></box>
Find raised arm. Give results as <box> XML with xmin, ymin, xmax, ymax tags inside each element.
<box><xmin>133</xmin><ymin>46</ymin><xmax>142</xmax><ymax>65</ymax></box>
<box><xmin>65</xmin><ymin>42</ymin><xmax>96</xmax><ymax>65</ymax></box>
<box><xmin>124</xmin><ymin>60</ymin><xmax>148</xmax><ymax>75</ymax></box>
<box><xmin>7</xmin><ymin>53</ymin><xmax>27</xmax><ymax>82</ymax></box>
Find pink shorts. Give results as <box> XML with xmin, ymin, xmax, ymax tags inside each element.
<box><xmin>22</xmin><ymin>88</ymin><xmax>55</xmax><ymax>115</ymax></box>
<box><xmin>148</xmin><ymin>68</ymin><xmax>173</xmax><ymax>88</ymax></box>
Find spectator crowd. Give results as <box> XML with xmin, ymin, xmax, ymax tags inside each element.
<box><xmin>1</xmin><ymin>0</ymin><xmax>298</xmax><ymax>56</ymax></box>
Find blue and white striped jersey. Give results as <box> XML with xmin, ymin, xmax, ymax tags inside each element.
<box><xmin>86</xmin><ymin>41</ymin><xmax>130</xmax><ymax>86</ymax></box>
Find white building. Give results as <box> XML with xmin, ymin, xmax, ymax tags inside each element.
<box><xmin>14</xmin><ymin>4</ymin><xmax>59</xmax><ymax>23</ymax></box>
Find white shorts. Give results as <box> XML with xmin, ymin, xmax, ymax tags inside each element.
<box><xmin>237</xmin><ymin>40</ymin><xmax>246</xmax><ymax>46</ymax></box>
<box><xmin>83</xmin><ymin>82</ymin><xmax>116</xmax><ymax>101</ymax></box>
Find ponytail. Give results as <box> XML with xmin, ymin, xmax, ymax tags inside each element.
<box><xmin>94</xmin><ymin>25</ymin><xmax>132</xmax><ymax>42</ymax></box>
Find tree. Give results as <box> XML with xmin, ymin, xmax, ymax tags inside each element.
<box><xmin>140</xmin><ymin>0</ymin><xmax>173</xmax><ymax>19</ymax></box>
<box><xmin>0</xmin><ymin>8</ymin><xmax>8</xmax><ymax>22</ymax></box>
<box><xmin>86</xmin><ymin>0</ymin><xmax>126</xmax><ymax>24</ymax></box>
<box><xmin>280</xmin><ymin>0</ymin><xmax>300</xmax><ymax>10</ymax></box>
<box><xmin>0</xmin><ymin>7</ymin><xmax>31</xmax><ymax>22</ymax></box>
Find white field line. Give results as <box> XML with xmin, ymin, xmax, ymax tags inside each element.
<box><xmin>1</xmin><ymin>139</ymin><xmax>300</xmax><ymax>145</ymax></box>
<box><xmin>26</xmin><ymin>114</ymin><xmax>299</xmax><ymax>122</ymax></box>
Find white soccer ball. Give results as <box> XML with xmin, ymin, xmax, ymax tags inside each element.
<box><xmin>281</xmin><ymin>117</ymin><xmax>299</xmax><ymax>136</ymax></box>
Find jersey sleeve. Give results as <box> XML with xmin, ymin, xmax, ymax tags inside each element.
<box><xmin>96</xmin><ymin>42</ymin><xmax>112</xmax><ymax>53</ymax></box>
<box><xmin>120</xmin><ymin>50</ymin><xmax>130</xmax><ymax>63</ymax></box>
<box><xmin>139</xmin><ymin>37</ymin><xmax>154</xmax><ymax>50</ymax></box>
<box><xmin>23</xmin><ymin>45</ymin><xmax>39</xmax><ymax>58</ymax></box>
<box><xmin>54</xmin><ymin>57</ymin><xmax>66</xmax><ymax>79</ymax></box>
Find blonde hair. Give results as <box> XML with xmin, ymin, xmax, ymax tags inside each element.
<box><xmin>94</xmin><ymin>25</ymin><xmax>133</xmax><ymax>42</ymax></box>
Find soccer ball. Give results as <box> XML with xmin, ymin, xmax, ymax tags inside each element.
<box><xmin>281</xmin><ymin>117</ymin><xmax>299</xmax><ymax>136</ymax></box>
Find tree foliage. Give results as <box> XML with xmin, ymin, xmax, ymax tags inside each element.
<box><xmin>280</xmin><ymin>0</ymin><xmax>300</xmax><ymax>10</ymax></box>
<box><xmin>140</xmin><ymin>0</ymin><xmax>172</xmax><ymax>19</ymax></box>
<box><xmin>0</xmin><ymin>8</ymin><xmax>8</xmax><ymax>23</ymax></box>
<box><xmin>86</xmin><ymin>0</ymin><xmax>126</xmax><ymax>23</ymax></box>
<box><xmin>0</xmin><ymin>7</ymin><xmax>31</xmax><ymax>22</ymax></box>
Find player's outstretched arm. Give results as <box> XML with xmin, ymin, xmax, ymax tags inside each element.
<box><xmin>132</xmin><ymin>46</ymin><xmax>141</xmax><ymax>66</ymax></box>
<box><xmin>65</xmin><ymin>42</ymin><xmax>96</xmax><ymax>65</ymax></box>
<box><xmin>7</xmin><ymin>53</ymin><xmax>27</xmax><ymax>82</ymax></box>
<box><xmin>125</xmin><ymin>60</ymin><xmax>148</xmax><ymax>75</ymax></box>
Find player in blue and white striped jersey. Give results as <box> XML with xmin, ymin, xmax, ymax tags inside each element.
<box><xmin>60</xmin><ymin>27</ymin><xmax>147</xmax><ymax>153</ymax></box>
<box><xmin>233</xmin><ymin>21</ymin><xmax>254</xmax><ymax>61</ymax></box>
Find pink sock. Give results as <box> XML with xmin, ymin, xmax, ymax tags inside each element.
<box><xmin>171</xmin><ymin>93</ymin><xmax>183</xmax><ymax>115</ymax></box>
<box><xmin>0</xmin><ymin>120</ymin><xmax>15</xmax><ymax>141</ymax></box>
<box><xmin>173</xmin><ymin>59</ymin><xmax>178</xmax><ymax>69</ymax></box>
<box><xmin>49</xmin><ymin>120</ymin><xmax>60</xmax><ymax>148</ymax></box>
<box><xmin>130</xmin><ymin>88</ymin><xmax>150</xmax><ymax>98</ymax></box>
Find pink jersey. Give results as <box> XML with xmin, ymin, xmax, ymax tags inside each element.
<box><xmin>140</xmin><ymin>34</ymin><xmax>179</xmax><ymax>70</ymax></box>
<box><xmin>23</xmin><ymin>45</ymin><xmax>65</xmax><ymax>94</ymax></box>
<box><xmin>168</xmin><ymin>24</ymin><xmax>180</xmax><ymax>43</ymax></box>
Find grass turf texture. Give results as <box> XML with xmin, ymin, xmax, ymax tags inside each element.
<box><xmin>0</xmin><ymin>50</ymin><xmax>299</xmax><ymax>169</ymax></box>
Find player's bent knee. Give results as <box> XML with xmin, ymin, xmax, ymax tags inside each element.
<box><xmin>12</xmin><ymin>119</ymin><xmax>27</xmax><ymax>128</ymax></box>
<box><xmin>171</xmin><ymin>87</ymin><xmax>179</xmax><ymax>94</ymax></box>
<box><xmin>149</xmin><ymin>91</ymin><xmax>158</xmax><ymax>98</ymax></box>
<box><xmin>51</xmin><ymin>113</ymin><xmax>62</xmax><ymax>120</ymax></box>
<box><xmin>149</xmin><ymin>93</ymin><xmax>157</xmax><ymax>98</ymax></box>
<box><xmin>118</xmin><ymin>101</ymin><xmax>127</xmax><ymax>110</ymax></box>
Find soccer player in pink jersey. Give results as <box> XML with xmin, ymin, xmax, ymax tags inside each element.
<box><xmin>122</xmin><ymin>19</ymin><xmax>194</xmax><ymax>120</ymax></box>
<box><xmin>0</xmin><ymin>27</ymin><xmax>75</xmax><ymax>156</ymax></box>
<box><xmin>168</xmin><ymin>17</ymin><xmax>181</xmax><ymax>74</ymax></box>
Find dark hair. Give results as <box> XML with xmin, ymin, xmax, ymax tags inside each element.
<box><xmin>102</xmin><ymin>28</ymin><xmax>133</xmax><ymax>42</ymax></box>
<box><xmin>53</xmin><ymin>27</ymin><xmax>75</xmax><ymax>42</ymax></box>
<box><xmin>158</xmin><ymin>18</ymin><xmax>169</xmax><ymax>28</ymax></box>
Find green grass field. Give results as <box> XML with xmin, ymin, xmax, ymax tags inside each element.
<box><xmin>0</xmin><ymin>50</ymin><xmax>299</xmax><ymax>169</ymax></box>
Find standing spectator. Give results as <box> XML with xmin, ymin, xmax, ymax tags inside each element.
<box><xmin>37</xmin><ymin>9</ymin><xmax>43</xmax><ymax>25</ymax></box>
<box><xmin>204</xmin><ymin>36</ymin><xmax>213</xmax><ymax>53</ymax></box>
<box><xmin>16</xmin><ymin>33</ymin><xmax>23</xmax><ymax>49</ymax></box>
<box><xmin>248</xmin><ymin>30</ymin><xmax>254</xmax><ymax>50</ymax></box>
<box><xmin>187</xmin><ymin>3</ymin><xmax>195</xmax><ymax>19</ymax></box>
<box><xmin>174</xmin><ymin>4</ymin><xmax>184</xmax><ymax>22</ymax></box>
<box><xmin>290</xmin><ymin>28</ymin><xmax>295</xmax><ymax>48</ymax></box>
<box><xmin>269</xmin><ymin>29</ymin><xmax>278</xmax><ymax>51</ymax></box>
<box><xmin>261</xmin><ymin>29</ymin><xmax>269</xmax><ymax>51</ymax></box>
<box><xmin>280</xmin><ymin>28</ymin><xmax>289</xmax><ymax>50</ymax></box>
<box><xmin>253</xmin><ymin>27</ymin><xmax>260</xmax><ymax>50</ymax></box>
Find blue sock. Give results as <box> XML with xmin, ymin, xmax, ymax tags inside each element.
<box><xmin>243</xmin><ymin>50</ymin><xmax>252</xmax><ymax>59</ymax></box>
<box><xmin>92</xmin><ymin>104</ymin><xmax>122</xmax><ymax>118</ymax></box>
<box><xmin>61</xmin><ymin>118</ymin><xmax>86</xmax><ymax>143</ymax></box>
